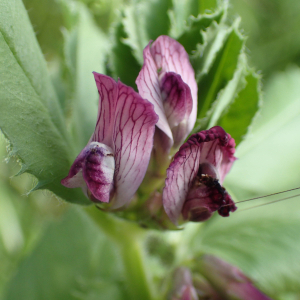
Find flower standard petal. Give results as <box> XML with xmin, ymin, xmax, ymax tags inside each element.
<box><xmin>92</xmin><ymin>72</ymin><xmax>118</xmax><ymax>147</ymax></box>
<box><xmin>136</xmin><ymin>36</ymin><xmax>197</xmax><ymax>154</ymax></box>
<box><xmin>150</xmin><ymin>35</ymin><xmax>198</xmax><ymax>133</ymax></box>
<box><xmin>136</xmin><ymin>42</ymin><xmax>173</xmax><ymax>144</ymax></box>
<box><xmin>111</xmin><ymin>81</ymin><xmax>159</xmax><ymax>208</ymax></box>
<box><xmin>163</xmin><ymin>126</ymin><xmax>237</xmax><ymax>224</ymax></box>
<box><xmin>62</xmin><ymin>73</ymin><xmax>158</xmax><ymax>207</ymax></box>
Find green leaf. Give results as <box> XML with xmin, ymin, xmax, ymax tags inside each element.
<box><xmin>62</xmin><ymin>2</ymin><xmax>110</xmax><ymax>150</ymax></box>
<box><xmin>108</xmin><ymin>22</ymin><xmax>141</xmax><ymax>89</ymax></box>
<box><xmin>169</xmin><ymin>0</ymin><xmax>220</xmax><ymax>38</ymax></box>
<box><xmin>0</xmin><ymin>0</ymin><xmax>67</xmax><ymax>139</ymax></box>
<box><xmin>217</xmin><ymin>70</ymin><xmax>261</xmax><ymax>146</ymax></box>
<box><xmin>122</xmin><ymin>0</ymin><xmax>172</xmax><ymax>64</ymax></box>
<box><xmin>22</xmin><ymin>0</ymin><xmax>66</xmax><ymax>58</ymax></box>
<box><xmin>196</xmin><ymin>23</ymin><xmax>244</xmax><ymax>119</ymax></box>
<box><xmin>0</xmin><ymin>0</ymin><xmax>88</xmax><ymax>204</ymax></box>
<box><xmin>226</xmin><ymin>66</ymin><xmax>300</xmax><ymax>195</ymax></box>
<box><xmin>191</xmin><ymin>21</ymin><xmax>228</xmax><ymax>81</ymax></box>
<box><xmin>231</xmin><ymin>0</ymin><xmax>300</xmax><ymax>77</ymax></box>
<box><xmin>198</xmin><ymin>0</ymin><xmax>218</xmax><ymax>14</ymax></box>
<box><xmin>176</xmin><ymin>10</ymin><xmax>223</xmax><ymax>54</ymax></box>
<box><xmin>168</xmin><ymin>0</ymin><xmax>199</xmax><ymax>38</ymax></box>
<box><xmin>3</xmin><ymin>208</ymin><xmax>128</xmax><ymax>300</ymax></box>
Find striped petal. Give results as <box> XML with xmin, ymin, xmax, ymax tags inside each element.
<box><xmin>136</xmin><ymin>43</ymin><xmax>173</xmax><ymax>144</ymax></box>
<box><xmin>151</xmin><ymin>35</ymin><xmax>198</xmax><ymax>133</ymax></box>
<box><xmin>163</xmin><ymin>126</ymin><xmax>236</xmax><ymax>224</ymax></box>
<box><xmin>92</xmin><ymin>73</ymin><xmax>118</xmax><ymax>147</ymax></box>
<box><xmin>112</xmin><ymin>80</ymin><xmax>158</xmax><ymax>208</ymax></box>
<box><xmin>136</xmin><ymin>36</ymin><xmax>197</xmax><ymax>153</ymax></box>
<box><xmin>62</xmin><ymin>73</ymin><xmax>158</xmax><ymax>207</ymax></box>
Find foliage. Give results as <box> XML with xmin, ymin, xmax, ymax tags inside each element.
<box><xmin>0</xmin><ymin>0</ymin><xmax>299</xmax><ymax>299</ymax></box>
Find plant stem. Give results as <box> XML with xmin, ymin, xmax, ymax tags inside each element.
<box><xmin>85</xmin><ymin>206</ymin><xmax>155</xmax><ymax>300</ymax></box>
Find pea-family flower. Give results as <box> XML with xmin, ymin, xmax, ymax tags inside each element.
<box><xmin>136</xmin><ymin>35</ymin><xmax>198</xmax><ymax>152</ymax></box>
<box><xmin>171</xmin><ymin>268</ymin><xmax>198</xmax><ymax>300</ymax></box>
<box><xmin>162</xmin><ymin>126</ymin><xmax>237</xmax><ymax>224</ymax></box>
<box><xmin>61</xmin><ymin>73</ymin><xmax>158</xmax><ymax>208</ymax></box>
<box><xmin>199</xmin><ymin>255</ymin><xmax>272</xmax><ymax>300</ymax></box>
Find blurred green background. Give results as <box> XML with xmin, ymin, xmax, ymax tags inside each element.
<box><xmin>1</xmin><ymin>0</ymin><xmax>300</xmax><ymax>299</ymax></box>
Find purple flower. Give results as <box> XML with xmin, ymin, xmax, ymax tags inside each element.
<box><xmin>171</xmin><ymin>268</ymin><xmax>198</xmax><ymax>300</ymax></box>
<box><xmin>162</xmin><ymin>126</ymin><xmax>237</xmax><ymax>224</ymax></box>
<box><xmin>199</xmin><ymin>255</ymin><xmax>272</xmax><ymax>300</ymax></box>
<box><xmin>61</xmin><ymin>73</ymin><xmax>158</xmax><ymax>208</ymax></box>
<box><xmin>136</xmin><ymin>35</ymin><xmax>198</xmax><ymax>152</ymax></box>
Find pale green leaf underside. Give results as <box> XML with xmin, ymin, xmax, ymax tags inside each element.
<box><xmin>0</xmin><ymin>0</ymin><xmax>67</xmax><ymax>139</ymax></box>
<box><xmin>0</xmin><ymin>0</ymin><xmax>89</xmax><ymax>204</ymax></box>
<box><xmin>226</xmin><ymin>66</ymin><xmax>300</xmax><ymax>195</ymax></box>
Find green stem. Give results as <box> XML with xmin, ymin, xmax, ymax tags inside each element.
<box><xmin>85</xmin><ymin>206</ymin><xmax>155</xmax><ymax>300</ymax></box>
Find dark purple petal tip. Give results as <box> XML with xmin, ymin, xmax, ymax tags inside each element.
<box><xmin>61</xmin><ymin>142</ymin><xmax>115</xmax><ymax>203</ymax></box>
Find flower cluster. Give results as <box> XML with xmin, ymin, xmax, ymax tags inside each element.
<box><xmin>61</xmin><ymin>35</ymin><xmax>237</xmax><ymax>225</ymax></box>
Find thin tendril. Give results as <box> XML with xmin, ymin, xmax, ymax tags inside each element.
<box><xmin>221</xmin><ymin>187</ymin><xmax>300</xmax><ymax>207</ymax></box>
<box><xmin>237</xmin><ymin>193</ymin><xmax>300</xmax><ymax>212</ymax></box>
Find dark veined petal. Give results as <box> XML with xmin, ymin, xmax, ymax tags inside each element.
<box><xmin>163</xmin><ymin>126</ymin><xmax>236</xmax><ymax>224</ymax></box>
<box><xmin>92</xmin><ymin>73</ymin><xmax>118</xmax><ymax>147</ymax></box>
<box><xmin>150</xmin><ymin>35</ymin><xmax>198</xmax><ymax>133</ymax></box>
<box><xmin>160</xmin><ymin>72</ymin><xmax>193</xmax><ymax>147</ymax></box>
<box><xmin>163</xmin><ymin>139</ymin><xmax>201</xmax><ymax>224</ymax></box>
<box><xmin>136</xmin><ymin>43</ymin><xmax>173</xmax><ymax>144</ymax></box>
<box><xmin>112</xmin><ymin>80</ymin><xmax>158</xmax><ymax>208</ymax></box>
<box><xmin>63</xmin><ymin>73</ymin><xmax>158</xmax><ymax>207</ymax></box>
<box><xmin>136</xmin><ymin>36</ymin><xmax>197</xmax><ymax>154</ymax></box>
<box><xmin>61</xmin><ymin>142</ymin><xmax>115</xmax><ymax>203</ymax></box>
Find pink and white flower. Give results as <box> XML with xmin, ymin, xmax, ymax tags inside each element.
<box><xmin>199</xmin><ymin>255</ymin><xmax>272</xmax><ymax>300</ymax></box>
<box><xmin>61</xmin><ymin>73</ymin><xmax>158</xmax><ymax>208</ymax></box>
<box><xmin>171</xmin><ymin>268</ymin><xmax>198</xmax><ymax>300</ymax></box>
<box><xmin>163</xmin><ymin>126</ymin><xmax>237</xmax><ymax>224</ymax></box>
<box><xmin>136</xmin><ymin>35</ymin><xmax>197</xmax><ymax>152</ymax></box>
